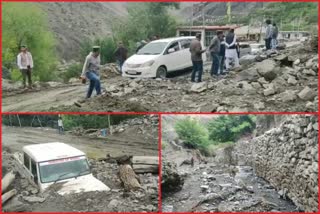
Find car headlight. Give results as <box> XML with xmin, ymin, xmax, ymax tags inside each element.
<box><xmin>140</xmin><ymin>60</ymin><xmax>155</xmax><ymax>67</ymax></box>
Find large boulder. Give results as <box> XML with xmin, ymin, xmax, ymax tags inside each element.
<box><xmin>236</xmin><ymin>69</ymin><xmax>260</xmax><ymax>82</ymax></box>
<box><xmin>161</xmin><ymin>161</ymin><xmax>184</xmax><ymax>193</ymax></box>
<box><xmin>239</xmin><ymin>55</ymin><xmax>256</xmax><ymax>66</ymax></box>
<box><xmin>256</xmin><ymin>59</ymin><xmax>277</xmax><ymax>81</ymax></box>
<box><xmin>298</xmin><ymin>87</ymin><xmax>317</xmax><ymax>101</ymax></box>
<box><xmin>190</xmin><ymin>82</ymin><xmax>207</xmax><ymax>93</ymax></box>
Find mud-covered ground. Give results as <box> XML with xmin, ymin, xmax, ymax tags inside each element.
<box><xmin>161</xmin><ymin>142</ymin><xmax>298</xmax><ymax>212</ymax></box>
<box><xmin>2</xmin><ymin>116</ymin><xmax>159</xmax><ymax>212</ymax></box>
<box><xmin>2</xmin><ymin>41</ymin><xmax>318</xmax><ymax>113</ymax></box>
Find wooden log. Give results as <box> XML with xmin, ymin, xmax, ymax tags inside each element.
<box><xmin>2</xmin><ymin>171</ymin><xmax>15</xmax><ymax>194</ymax></box>
<box><xmin>132</xmin><ymin>156</ymin><xmax>158</xmax><ymax>165</ymax></box>
<box><xmin>2</xmin><ymin>189</ymin><xmax>17</xmax><ymax>204</ymax></box>
<box><xmin>133</xmin><ymin>164</ymin><xmax>158</xmax><ymax>174</ymax></box>
<box><xmin>119</xmin><ymin>164</ymin><xmax>142</xmax><ymax>191</ymax></box>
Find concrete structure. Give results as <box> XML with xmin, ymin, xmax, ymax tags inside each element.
<box><xmin>278</xmin><ymin>31</ymin><xmax>310</xmax><ymax>40</ymax></box>
<box><xmin>235</xmin><ymin>25</ymin><xmax>266</xmax><ymax>41</ymax></box>
<box><xmin>176</xmin><ymin>25</ymin><xmax>237</xmax><ymax>47</ymax></box>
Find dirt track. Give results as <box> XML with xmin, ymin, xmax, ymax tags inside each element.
<box><xmin>2</xmin><ymin>124</ymin><xmax>158</xmax><ymax>158</ymax></box>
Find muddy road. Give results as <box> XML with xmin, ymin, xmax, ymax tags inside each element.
<box><xmin>162</xmin><ymin>143</ymin><xmax>298</xmax><ymax>212</ymax></box>
<box><xmin>2</xmin><ymin>120</ymin><xmax>158</xmax><ymax>158</ymax></box>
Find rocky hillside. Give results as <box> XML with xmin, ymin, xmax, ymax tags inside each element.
<box><xmin>37</xmin><ymin>2</ymin><xmax>128</xmax><ymax>60</ymax></box>
<box><xmin>36</xmin><ymin>2</ymin><xmax>265</xmax><ymax>61</ymax></box>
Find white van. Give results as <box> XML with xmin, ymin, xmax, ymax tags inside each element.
<box><xmin>122</xmin><ymin>36</ymin><xmax>204</xmax><ymax>78</ymax></box>
<box><xmin>13</xmin><ymin>142</ymin><xmax>110</xmax><ymax>195</ymax></box>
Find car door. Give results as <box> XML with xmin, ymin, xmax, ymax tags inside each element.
<box><xmin>161</xmin><ymin>41</ymin><xmax>182</xmax><ymax>72</ymax></box>
<box><xmin>179</xmin><ymin>39</ymin><xmax>192</xmax><ymax>69</ymax></box>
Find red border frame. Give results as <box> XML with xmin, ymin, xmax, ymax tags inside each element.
<box><xmin>1</xmin><ymin>0</ymin><xmax>320</xmax><ymax>213</ymax></box>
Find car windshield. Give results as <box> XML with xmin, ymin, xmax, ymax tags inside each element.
<box><xmin>137</xmin><ymin>42</ymin><xmax>168</xmax><ymax>55</ymax></box>
<box><xmin>39</xmin><ymin>156</ymin><xmax>90</xmax><ymax>183</ymax></box>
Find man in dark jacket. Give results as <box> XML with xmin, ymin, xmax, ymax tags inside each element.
<box><xmin>219</xmin><ymin>34</ymin><xmax>226</xmax><ymax>75</ymax></box>
<box><xmin>114</xmin><ymin>42</ymin><xmax>128</xmax><ymax>74</ymax></box>
<box><xmin>209</xmin><ymin>31</ymin><xmax>224</xmax><ymax>76</ymax></box>
<box><xmin>189</xmin><ymin>33</ymin><xmax>206</xmax><ymax>82</ymax></box>
<box><xmin>265</xmin><ymin>19</ymin><xmax>273</xmax><ymax>50</ymax></box>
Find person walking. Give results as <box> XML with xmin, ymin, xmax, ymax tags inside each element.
<box><xmin>265</xmin><ymin>19</ymin><xmax>273</xmax><ymax>50</ymax></box>
<box><xmin>189</xmin><ymin>33</ymin><xmax>206</xmax><ymax>83</ymax></box>
<box><xmin>209</xmin><ymin>31</ymin><xmax>223</xmax><ymax>77</ymax></box>
<box><xmin>81</xmin><ymin>46</ymin><xmax>102</xmax><ymax>98</ymax></box>
<box><xmin>225</xmin><ymin>29</ymin><xmax>240</xmax><ymax>70</ymax></box>
<box><xmin>271</xmin><ymin>23</ymin><xmax>279</xmax><ymax>50</ymax></box>
<box><xmin>114</xmin><ymin>41</ymin><xmax>128</xmax><ymax>74</ymax></box>
<box><xmin>17</xmin><ymin>45</ymin><xmax>33</xmax><ymax>89</ymax></box>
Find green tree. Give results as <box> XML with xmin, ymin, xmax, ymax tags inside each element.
<box><xmin>174</xmin><ymin>117</ymin><xmax>209</xmax><ymax>150</ymax></box>
<box><xmin>207</xmin><ymin>115</ymin><xmax>256</xmax><ymax>143</ymax></box>
<box><xmin>2</xmin><ymin>2</ymin><xmax>58</xmax><ymax>82</ymax></box>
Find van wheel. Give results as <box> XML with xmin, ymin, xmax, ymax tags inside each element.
<box><xmin>156</xmin><ymin>66</ymin><xmax>167</xmax><ymax>79</ymax></box>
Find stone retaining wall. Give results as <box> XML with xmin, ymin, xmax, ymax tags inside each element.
<box><xmin>236</xmin><ymin>115</ymin><xmax>318</xmax><ymax>212</ymax></box>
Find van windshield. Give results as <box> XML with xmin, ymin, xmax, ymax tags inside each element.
<box><xmin>137</xmin><ymin>42</ymin><xmax>168</xmax><ymax>55</ymax></box>
<box><xmin>39</xmin><ymin>156</ymin><xmax>90</xmax><ymax>183</ymax></box>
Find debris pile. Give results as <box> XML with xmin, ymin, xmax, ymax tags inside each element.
<box><xmin>161</xmin><ymin>161</ymin><xmax>184</xmax><ymax>193</ymax></box>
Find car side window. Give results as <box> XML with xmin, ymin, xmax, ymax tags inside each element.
<box><xmin>31</xmin><ymin>159</ymin><xmax>38</xmax><ymax>183</ymax></box>
<box><xmin>167</xmin><ymin>42</ymin><xmax>180</xmax><ymax>53</ymax></box>
<box><xmin>180</xmin><ymin>39</ymin><xmax>191</xmax><ymax>49</ymax></box>
<box><xmin>24</xmin><ymin>153</ymin><xmax>30</xmax><ymax>170</ymax></box>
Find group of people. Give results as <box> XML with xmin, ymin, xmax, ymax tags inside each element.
<box><xmin>189</xmin><ymin>29</ymin><xmax>240</xmax><ymax>83</ymax></box>
<box><xmin>265</xmin><ymin>19</ymin><xmax>279</xmax><ymax>50</ymax></box>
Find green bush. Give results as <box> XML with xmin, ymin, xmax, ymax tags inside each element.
<box><xmin>2</xmin><ymin>2</ymin><xmax>58</xmax><ymax>82</ymax></box>
<box><xmin>174</xmin><ymin>117</ymin><xmax>210</xmax><ymax>150</ymax></box>
<box><xmin>207</xmin><ymin>115</ymin><xmax>256</xmax><ymax>143</ymax></box>
<box><xmin>61</xmin><ymin>63</ymin><xmax>82</xmax><ymax>83</ymax></box>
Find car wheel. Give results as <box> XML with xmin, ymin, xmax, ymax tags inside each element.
<box><xmin>156</xmin><ymin>66</ymin><xmax>167</xmax><ymax>79</ymax></box>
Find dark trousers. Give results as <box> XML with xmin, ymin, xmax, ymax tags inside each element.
<box><xmin>58</xmin><ymin>126</ymin><xmax>64</xmax><ymax>134</ymax></box>
<box><xmin>211</xmin><ymin>52</ymin><xmax>220</xmax><ymax>76</ymax></box>
<box><xmin>86</xmin><ymin>71</ymin><xmax>101</xmax><ymax>98</ymax></box>
<box><xmin>219</xmin><ymin>55</ymin><xmax>225</xmax><ymax>73</ymax></box>
<box><xmin>117</xmin><ymin>60</ymin><xmax>125</xmax><ymax>73</ymax></box>
<box><xmin>191</xmin><ymin>60</ymin><xmax>203</xmax><ymax>82</ymax></box>
<box><xmin>21</xmin><ymin>69</ymin><xmax>32</xmax><ymax>87</ymax></box>
<box><xmin>265</xmin><ymin>38</ymin><xmax>272</xmax><ymax>50</ymax></box>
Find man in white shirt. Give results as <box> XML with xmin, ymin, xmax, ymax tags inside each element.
<box><xmin>58</xmin><ymin>116</ymin><xmax>64</xmax><ymax>134</ymax></box>
<box><xmin>17</xmin><ymin>45</ymin><xmax>33</xmax><ymax>89</ymax></box>
<box><xmin>225</xmin><ymin>29</ymin><xmax>240</xmax><ymax>71</ymax></box>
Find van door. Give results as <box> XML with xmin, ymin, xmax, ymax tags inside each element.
<box><xmin>179</xmin><ymin>39</ymin><xmax>193</xmax><ymax>69</ymax></box>
<box><xmin>161</xmin><ymin>41</ymin><xmax>182</xmax><ymax>72</ymax></box>
<box><xmin>31</xmin><ymin>159</ymin><xmax>39</xmax><ymax>185</ymax></box>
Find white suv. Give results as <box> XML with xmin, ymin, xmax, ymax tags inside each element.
<box><xmin>13</xmin><ymin>142</ymin><xmax>110</xmax><ymax>195</ymax></box>
<box><xmin>122</xmin><ymin>36</ymin><xmax>202</xmax><ymax>78</ymax></box>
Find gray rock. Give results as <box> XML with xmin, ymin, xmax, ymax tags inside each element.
<box><xmin>190</xmin><ymin>82</ymin><xmax>207</xmax><ymax>93</ymax></box>
<box><xmin>263</xmin><ymin>84</ymin><xmax>276</xmax><ymax>96</ymax></box>
<box><xmin>256</xmin><ymin>60</ymin><xmax>277</xmax><ymax>81</ymax></box>
<box><xmin>298</xmin><ymin>87</ymin><xmax>317</xmax><ymax>101</ymax></box>
<box><xmin>279</xmin><ymin>90</ymin><xmax>297</xmax><ymax>102</ymax></box>
<box><xmin>107</xmin><ymin>199</ymin><xmax>120</xmax><ymax>209</ymax></box>
<box><xmin>239</xmin><ymin>55</ymin><xmax>256</xmax><ymax>66</ymax></box>
<box><xmin>22</xmin><ymin>196</ymin><xmax>46</xmax><ymax>203</ymax></box>
<box><xmin>288</xmin><ymin>76</ymin><xmax>298</xmax><ymax>85</ymax></box>
<box><xmin>302</xmin><ymin>69</ymin><xmax>316</xmax><ymax>76</ymax></box>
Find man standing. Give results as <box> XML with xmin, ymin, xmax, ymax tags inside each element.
<box><xmin>271</xmin><ymin>23</ymin><xmax>279</xmax><ymax>50</ymax></box>
<box><xmin>189</xmin><ymin>33</ymin><xmax>206</xmax><ymax>82</ymax></box>
<box><xmin>58</xmin><ymin>116</ymin><xmax>64</xmax><ymax>135</ymax></box>
<box><xmin>114</xmin><ymin>41</ymin><xmax>128</xmax><ymax>74</ymax></box>
<box><xmin>81</xmin><ymin>46</ymin><xmax>102</xmax><ymax>98</ymax></box>
<box><xmin>265</xmin><ymin>19</ymin><xmax>273</xmax><ymax>50</ymax></box>
<box><xmin>225</xmin><ymin>29</ymin><xmax>240</xmax><ymax>70</ymax></box>
<box><xmin>218</xmin><ymin>34</ymin><xmax>226</xmax><ymax>75</ymax></box>
<box><xmin>209</xmin><ymin>31</ymin><xmax>223</xmax><ymax>77</ymax></box>
<box><xmin>17</xmin><ymin>45</ymin><xmax>33</xmax><ymax>89</ymax></box>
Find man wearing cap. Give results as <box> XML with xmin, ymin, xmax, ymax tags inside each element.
<box><xmin>189</xmin><ymin>33</ymin><xmax>206</xmax><ymax>82</ymax></box>
<box><xmin>17</xmin><ymin>45</ymin><xmax>33</xmax><ymax>89</ymax></box>
<box><xmin>81</xmin><ymin>46</ymin><xmax>102</xmax><ymax>98</ymax></box>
